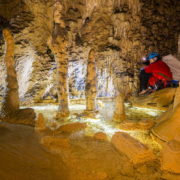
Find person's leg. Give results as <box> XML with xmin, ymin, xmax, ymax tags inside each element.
<box><xmin>139</xmin><ymin>69</ymin><xmax>152</xmax><ymax>92</ymax></box>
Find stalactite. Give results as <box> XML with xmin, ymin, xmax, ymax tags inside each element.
<box><xmin>113</xmin><ymin>0</ymin><xmax>140</xmax><ymax>14</ymax></box>
<box><xmin>1</xmin><ymin>29</ymin><xmax>19</xmax><ymax>116</ymax></box>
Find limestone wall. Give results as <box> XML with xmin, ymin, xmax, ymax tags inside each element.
<box><xmin>0</xmin><ymin>0</ymin><xmax>179</xmax><ymax>104</ymax></box>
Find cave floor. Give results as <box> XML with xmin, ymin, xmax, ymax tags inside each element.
<box><xmin>0</xmin><ymin>101</ymin><xmax>173</xmax><ymax>180</ymax></box>
<box><xmin>29</xmin><ymin>101</ymin><xmax>163</xmax><ymax>151</ymax></box>
<box><xmin>0</xmin><ymin>122</ymin><xmax>163</xmax><ymax>180</ymax></box>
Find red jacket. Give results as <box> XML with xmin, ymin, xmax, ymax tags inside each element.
<box><xmin>144</xmin><ymin>60</ymin><xmax>173</xmax><ymax>87</ymax></box>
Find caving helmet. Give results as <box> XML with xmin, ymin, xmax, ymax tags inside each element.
<box><xmin>146</xmin><ymin>52</ymin><xmax>161</xmax><ymax>61</ymax></box>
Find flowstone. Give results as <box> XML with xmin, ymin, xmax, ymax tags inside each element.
<box><xmin>152</xmin><ymin>103</ymin><xmax>180</xmax><ymax>142</ymax></box>
<box><xmin>131</xmin><ymin>88</ymin><xmax>176</xmax><ymax>110</ymax></box>
<box><xmin>161</xmin><ymin>140</ymin><xmax>180</xmax><ymax>174</ymax></box>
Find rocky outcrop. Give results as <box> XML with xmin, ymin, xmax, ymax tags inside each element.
<box><xmin>152</xmin><ymin>85</ymin><xmax>180</xmax><ymax>142</ymax></box>
<box><xmin>131</xmin><ymin>88</ymin><xmax>176</xmax><ymax>110</ymax></box>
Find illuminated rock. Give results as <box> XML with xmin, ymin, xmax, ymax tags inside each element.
<box><xmin>57</xmin><ymin>122</ymin><xmax>87</xmax><ymax>133</ymax></box>
<box><xmin>35</xmin><ymin>113</ymin><xmax>46</xmax><ymax>131</ymax></box>
<box><xmin>161</xmin><ymin>140</ymin><xmax>180</xmax><ymax>174</ymax></box>
<box><xmin>119</xmin><ymin>120</ymin><xmax>155</xmax><ymax>130</ymax></box>
<box><xmin>131</xmin><ymin>88</ymin><xmax>176</xmax><ymax>110</ymax></box>
<box><xmin>111</xmin><ymin>132</ymin><xmax>156</xmax><ymax>164</ymax></box>
<box><xmin>94</xmin><ymin>132</ymin><xmax>108</xmax><ymax>141</ymax></box>
<box><xmin>41</xmin><ymin>136</ymin><xmax>70</xmax><ymax>150</ymax></box>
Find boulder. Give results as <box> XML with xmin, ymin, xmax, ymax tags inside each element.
<box><xmin>111</xmin><ymin>132</ymin><xmax>156</xmax><ymax>164</ymax></box>
<box><xmin>119</xmin><ymin>120</ymin><xmax>155</xmax><ymax>130</ymax></box>
<box><xmin>57</xmin><ymin>122</ymin><xmax>87</xmax><ymax>133</ymax></box>
<box><xmin>3</xmin><ymin>108</ymin><xmax>36</xmax><ymax>126</ymax></box>
<box><xmin>161</xmin><ymin>140</ymin><xmax>180</xmax><ymax>174</ymax></box>
<box><xmin>94</xmin><ymin>132</ymin><xmax>108</xmax><ymax>141</ymax></box>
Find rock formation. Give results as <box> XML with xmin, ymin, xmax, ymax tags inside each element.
<box><xmin>48</xmin><ymin>1</ymin><xmax>71</xmax><ymax>120</ymax></box>
<box><xmin>83</xmin><ymin>49</ymin><xmax>98</xmax><ymax>117</ymax></box>
<box><xmin>0</xmin><ymin>22</ymin><xmax>35</xmax><ymax>126</ymax></box>
<box><xmin>1</xmin><ymin>28</ymin><xmax>19</xmax><ymax>116</ymax></box>
<box><xmin>113</xmin><ymin>93</ymin><xmax>126</xmax><ymax>122</ymax></box>
<box><xmin>152</xmin><ymin>85</ymin><xmax>180</xmax><ymax>142</ymax></box>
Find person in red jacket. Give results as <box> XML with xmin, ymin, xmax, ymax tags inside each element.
<box><xmin>139</xmin><ymin>52</ymin><xmax>173</xmax><ymax>95</ymax></box>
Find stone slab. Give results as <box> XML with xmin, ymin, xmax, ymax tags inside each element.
<box><xmin>111</xmin><ymin>132</ymin><xmax>156</xmax><ymax>164</ymax></box>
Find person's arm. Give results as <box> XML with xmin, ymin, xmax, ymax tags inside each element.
<box><xmin>144</xmin><ymin>64</ymin><xmax>153</xmax><ymax>73</ymax></box>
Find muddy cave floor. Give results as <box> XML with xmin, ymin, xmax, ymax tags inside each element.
<box><xmin>0</xmin><ymin>101</ymin><xmax>175</xmax><ymax>180</ymax></box>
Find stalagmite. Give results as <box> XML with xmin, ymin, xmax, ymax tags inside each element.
<box><xmin>51</xmin><ymin>1</ymin><xmax>70</xmax><ymax>120</ymax></box>
<box><xmin>0</xmin><ymin>28</ymin><xmax>35</xmax><ymax>126</ymax></box>
<box><xmin>83</xmin><ymin>49</ymin><xmax>97</xmax><ymax>117</ymax></box>
<box><xmin>113</xmin><ymin>75</ymin><xmax>129</xmax><ymax>122</ymax></box>
<box><xmin>113</xmin><ymin>93</ymin><xmax>126</xmax><ymax>122</ymax></box>
<box><xmin>1</xmin><ymin>29</ymin><xmax>19</xmax><ymax>116</ymax></box>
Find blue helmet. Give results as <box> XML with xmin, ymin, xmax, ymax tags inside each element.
<box><xmin>146</xmin><ymin>52</ymin><xmax>161</xmax><ymax>61</ymax></box>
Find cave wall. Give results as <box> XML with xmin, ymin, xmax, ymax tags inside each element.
<box><xmin>0</xmin><ymin>0</ymin><xmax>179</xmax><ymax>103</ymax></box>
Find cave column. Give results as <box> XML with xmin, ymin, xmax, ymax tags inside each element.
<box><xmin>51</xmin><ymin>1</ymin><xmax>70</xmax><ymax>120</ymax></box>
<box><xmin>84</xmin><ymin>49</ymin><xmax>97</xmax><ymax>118</ymax></box>
<box><xmin>55</xmin><ymin>40</ymin><xmax>70</xmax><ymax>119</ymax></box>
<box><xmin>1</xmin><ymin>28</ymin><xmax>19</xmax><ymax>116</ymax></box>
